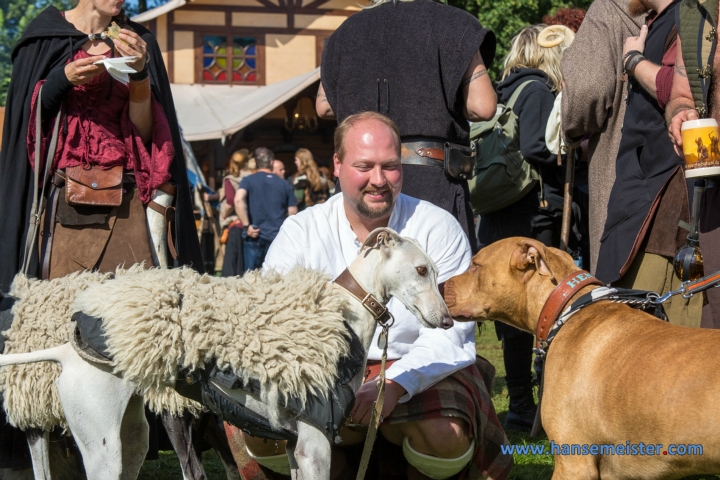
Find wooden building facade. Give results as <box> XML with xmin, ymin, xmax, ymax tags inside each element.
<box><xmin>134</xmin><ymin>0</ymin><xmax>361</xmax><ymax>176</ymax></box>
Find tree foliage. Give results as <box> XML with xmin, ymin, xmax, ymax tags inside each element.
<box><xmin>0</xmin><ymin>0</ymin><xmax>74</xmax><ymax>105</ymax></box>
<box><xmin>447</xmin><ymin>0</ymin><xmax>593</xmax><ymax>82</ymax></box>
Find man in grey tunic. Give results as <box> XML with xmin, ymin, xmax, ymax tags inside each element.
<box><xmin>316</xmin><ymin>0</ymin><xmax>497</xmax><ymax>251</ymax></box>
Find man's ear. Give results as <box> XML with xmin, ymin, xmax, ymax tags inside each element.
<box><xmin>360</xmin><ymin>228</ymin><xmax>402</xmax><ymax>255</ymax></box>
<box><xmin>333</xmin><ymin>153</ymin><xmax>341</xmax><ymax>178</ymax></box>
<box><xmin>509</xmin><ymin>238</ymin><xmax>555</xmax><ymax>281</ymax></box>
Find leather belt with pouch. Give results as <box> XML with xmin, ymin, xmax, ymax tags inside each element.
<box><xmin>400</xmin><ymin>140</ymin><xmax>476</xmax><ymax>180</ymax></box>
<box><xmin>65</xmin><ymin>165</ymin><xmax>123</xmax><ymax>207</ymax></box>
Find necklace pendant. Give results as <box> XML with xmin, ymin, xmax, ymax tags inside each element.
<box><xmin>88</xmin><ymin>33</ymin><xmax>96</xmax><ymax>41</ymax></box>
<box><xmin>100</xmin><ymin>32</ymin><xmax>108</xmax><ymax>40</ymax></box>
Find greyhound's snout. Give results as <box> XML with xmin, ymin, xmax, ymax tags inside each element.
<box><xmin>441</xmin><ymin>315</ymin><xmax>453</xmax><ymax>329</ymax></box>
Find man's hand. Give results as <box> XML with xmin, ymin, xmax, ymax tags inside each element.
<box><xmin>246</xmin><ymin>225</ymin><xmax>260</xmax><ymax>238</ymax></box>
<box><xmin>668</xmin><ymin>103</ymin><xmax>698</xmax><ymax>155</ymax></box>
<box><xmin>64</xmin><ymin>56</ymin><xmax>107</xmax><ymax>86</ymax></box>
<box><xmin>349</xmin><ymin>379</ymin><xmax>406</xmax><ymax>426</ymax></box>
<box><xmin>624</xmin><ymin>24</ymin><xmax>648</xmax><ymax>56</ymax></box>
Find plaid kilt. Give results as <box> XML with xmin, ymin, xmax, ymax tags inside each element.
<box><xmin>227</xmin><ymin>355</ymin><xmax>513</xmax><ymax>480</ymax></box>
<box><xmin>382</xmin><ymin>356</ymin><xmax>513</xmax><ymax>480</ymax></box>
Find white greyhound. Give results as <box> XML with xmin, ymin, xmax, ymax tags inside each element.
<box><xmin>0</xmin><ymin>227</ymin><xmax>453</xmax><ymax>480</ymax></box>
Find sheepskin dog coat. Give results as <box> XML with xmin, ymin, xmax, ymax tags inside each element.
<box><xmin>0</xmin><ymin>268</ymin><xmax>202</xmax><ymax>432</ymax></box>
<box><xmin>73</xmin><ymin>266</ymin><xmax>350</xmax><ymax>427</ymax></box>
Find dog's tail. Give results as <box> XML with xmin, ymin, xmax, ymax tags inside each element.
<box><xmin>0</xmin><ymin>345</ymin><xmax>68</xmax><ymax>368</ymax></box>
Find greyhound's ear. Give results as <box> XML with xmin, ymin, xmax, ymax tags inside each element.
<box><xmin>510</xmin><ymin>239</ymin><xmax>555</xmax><ymax>281</ymax></box>
<box><xmin>360</xmin><ymin>228</ymin><xmax>402</xmax><ymax>254</ymax></box>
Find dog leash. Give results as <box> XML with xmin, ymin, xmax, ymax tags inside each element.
<box><xmin>356</xmin><ymin>313</ymin><xmax>393</xmax><ymax>480</ymax></box>
<box><xmin>652</xmin><ymin>269</ymin><xmax>720</xmax><ymax>303</ymax></box>
<box><xmin>531</xmin><ymin>269</ymin><xmax>720</xmax><ymax>437</ymax></box>
<box><xmin>332</xmin><ymin>266</ymin><xmax>395</xmax><ymax>480</ymax></box>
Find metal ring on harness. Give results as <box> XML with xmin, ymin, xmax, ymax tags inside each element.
<box><xmin>378</xmin><ymin>311</ymin><xmax>394</xmax><ymax>328</ymax></box>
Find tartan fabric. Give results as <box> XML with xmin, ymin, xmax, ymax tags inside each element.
<box><xmin>383</xmin><ymin>356</ymin><xmax>513</xmax><ymax>480</ymax></box>
<box><xmin>226</xmin><ymin>355</ymin><xmax>513</xmax><ymax>480</ymax></box>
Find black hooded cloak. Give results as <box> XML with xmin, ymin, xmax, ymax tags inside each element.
<box><xmin>0</xmin><ymin>6</ymin><xmax>204</xmax><ymax>294</ymax></box>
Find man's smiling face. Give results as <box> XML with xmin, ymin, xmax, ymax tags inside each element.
<box><xmin>334</xmin><ymin>118</ymin><xmax>402</xmax><ymax>220</ymax></box>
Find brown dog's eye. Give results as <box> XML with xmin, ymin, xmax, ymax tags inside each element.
<box><xmin>416</xmin><ymin>266</ymin><xmax>428</xmax><ymax>276</ymax></box>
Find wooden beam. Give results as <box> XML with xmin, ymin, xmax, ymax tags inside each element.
<box><xmin>256</xmin><ymin>0</ymin><xmax>280</xmax><ymax>8</ymax></box>
<box><xmin>302</xmin><ymin>0</ymin><xmax>330</xmax><ymax>9</ymax></box>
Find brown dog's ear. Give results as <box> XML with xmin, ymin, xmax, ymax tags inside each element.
<box><xmin>510</xmin><ymin>238</ymin><xmax>556</xmax><ymax>281</ymax></box>
<box><xmin>360</xmin><ymin>227</ymin><xmax>402</xmax><ymax>255</ymax></box>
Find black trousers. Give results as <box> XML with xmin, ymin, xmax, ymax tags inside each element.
<box><xmin>478</xmin><ymin>185</ymin><xmax>560</xmax><ymax>389</ymax></box>
<box><xmin>221</xmin><ymin>227</ymin><xmax>244</xmax><ymax>277</ymax></box>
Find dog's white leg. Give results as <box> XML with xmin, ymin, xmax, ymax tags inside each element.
<box><xmin>25</xmin><ymin>429</ymin><xmax>51</xmax><ymax>480</ymax></box>
<box><xmin>51</xmin><ymin>344</ymin><xmax>138</xmax><ymax>480</ymax></box>
<box><xmin>119</xmin><ymin>395</ymin><xmax>149</xmax><ymax>480</ymax></box>
<box><xmin>293</xmin><ymin>421</ymin><xmax>331</xmax><ymax>480</ymax></box>
<box><xmin>160</xmin><ymin>411</ymin><xmax>206</xmax><ymax>480</ymax></box>
<box><xmin>285</xmin><ymin>441</ymin><xmax>300</xmax><ymax>480</ymax></box>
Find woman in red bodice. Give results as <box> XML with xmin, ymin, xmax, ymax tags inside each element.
<box><xmin>20</xmin><ymin>0</ymin><xmax>185</xmax><ymax>278</ymax></box>
<box><xmin>0</xmin><ymin>0</ymin><xmax>204</xmax><ymax>469</ymax></box>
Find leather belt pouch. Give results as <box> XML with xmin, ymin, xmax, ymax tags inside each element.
<box><xmin>65</xmin><ymin>165</ymin><xmax>123</xmax><ymax>207</ymax></box>
<box><xmin>444</xmin><ymin>142</ymin><xmax>476</xmax><ymax>180</ymax></box>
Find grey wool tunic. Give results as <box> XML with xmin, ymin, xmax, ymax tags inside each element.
<box><xmin>321</xmin><ymin>0</ymin><xmax>495</xmax><ymax>144</ymax></box>
<box><xmin>321</xmin><ymin>0</ymin><xmax>496</xmax><ymax>248</ymax></box>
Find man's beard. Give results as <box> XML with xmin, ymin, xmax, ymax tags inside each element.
<box><xmin>628</xmin><ymin>0</ymin><xmax>651</xmax><ymax>16</ymax></box>
<box><xmin>356</xmin><ymin>186</ymin><xmax>394</xmax><ymax>219</ymax></box>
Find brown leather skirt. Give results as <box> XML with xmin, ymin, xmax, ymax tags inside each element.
<box><xmin>42</xmin><ymin>186</ymin><xmax>154</xmax><ymax>279</ymax></box>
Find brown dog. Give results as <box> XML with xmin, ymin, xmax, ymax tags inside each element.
<box><xmin>443</xmin><ymin>237</ymin><xmax>720</xmax><ymax>479</ymax></box>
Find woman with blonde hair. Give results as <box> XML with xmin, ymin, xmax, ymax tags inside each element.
<box><xmin>477</xmin><ymin>23</ymin><xmax>575</xmax><ymax>434</ymax></box>
<box><xmin>292</xmin><ymin>148</ymin><xmax>330</xmax><ymax>211</ymax></box>
<box><xmin>221</xmin><ymin>148</ymin><xmax>254</xmax><ymax>276</ymax></box>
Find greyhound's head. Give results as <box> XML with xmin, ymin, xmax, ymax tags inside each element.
<box><xmin>350</xmin><ymin>227</ymin><xmax>453</xmax><ymax>330</ymax></box>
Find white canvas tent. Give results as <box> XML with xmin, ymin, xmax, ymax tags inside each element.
<box><xmin>168</xmin><ymin>68</ymin><xmax>321</xmax><ymax>142</ymax></box>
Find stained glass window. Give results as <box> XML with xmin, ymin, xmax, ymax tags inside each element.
<box><xmin>202</xmin><ymin>35</ymin><xmax>258</xmax><ymax>84</ymax></box>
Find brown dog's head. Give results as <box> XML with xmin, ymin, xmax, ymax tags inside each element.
<box><xmin>443</xmin><ymin>237</ymin><xmax>578</xmax><ymax>333</ymax></box>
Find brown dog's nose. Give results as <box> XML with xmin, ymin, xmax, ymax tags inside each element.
<box><xmin>441</xmin><ymin>316</ymin><xmax>454</xmax><ymax>330</ymax></box>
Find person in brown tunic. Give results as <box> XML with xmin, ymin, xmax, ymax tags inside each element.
<box><xmin>561</xmin><ymin>0</ymin><xmax>644</xmax><ymax>272</ymax></box>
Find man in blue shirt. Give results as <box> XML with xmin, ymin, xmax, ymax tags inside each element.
<box><xmin>234</xmin><ymin>147</ymin><xmax>297</xmax><ymax>271</ymax></box>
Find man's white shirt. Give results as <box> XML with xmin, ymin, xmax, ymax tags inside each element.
<box><xmin>263</xmin><ymin>193</ymin><xmax>475</xmax><ymax>402</ymax></box>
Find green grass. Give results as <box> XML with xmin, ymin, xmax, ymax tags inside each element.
<box><xmin>137</xmin><ymin>322</ymin><xmax>719</xmax><ymax>479</ymax></box>
<box><xmin>474</xmin><ymin>322</ymin><xmax>554</xmax><ymax>480</ymax></box>
<box><xmin>138</xmin><ymin>450</ymin><xmax>226</xmax><ymax>479</ymax></box>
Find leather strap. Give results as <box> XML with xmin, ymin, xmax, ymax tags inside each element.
<box><xmin>40</xmin><ymin>185</ymin><xmax>60</xmax><ymax>280</ymax></box>
<box><xmin>364</xmin><ymin>359</ymin><xmax>398</xmax><ymax>383</ymax></box>
<box><xmin>334</xmin><ymin>269</ymin><xmax>390</xmax><ymax>323</ymax></box>
<box><xmin>535</xmin><ymin>270</ymin><xmax>603</xmax><ymax>349</ymax></box>
<box><xmin>332</xmin><ymin>269</ymin><xmax>393</xmax><ymax>480</ymax></box>
<box><xmin>400</xmin><ymin>141</ymin><xmax>445</xmax><ymax>168</ymax></box>
<box><xmin>148</xmin><ymin>201</ymin><xmax>178</xmax><ymax>260</ymax></box>
<box><xmin>22</xmin><ymin>85</ymin><xmax>62</xmax><ymax>275</ymax></box>
<box><xmin>416</xmin><ymin>147</ymin><xmax>444</xmax><ymax>161</ymax></box>
<box><xmin>356</xmin><ymin>344</ymin><xmax>386</xmax><ymax>480</ymax></box>
<box><xmin>156</xmin><ymin>182</ymin><xmax>177</xmax><ymax>196</ymax></box>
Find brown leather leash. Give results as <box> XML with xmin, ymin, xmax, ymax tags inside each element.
<box><xmin>333</xmin><ymin>268</ymin><xmax>394</xmax><ymax>480</ymax></box>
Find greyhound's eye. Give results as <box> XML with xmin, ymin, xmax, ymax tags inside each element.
<box><xmin>416</xmin><ymin>266</ymin><xmax>428</xmax><ymax>276</ymax></box>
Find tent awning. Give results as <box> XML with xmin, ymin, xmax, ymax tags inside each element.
<box><xmin>132</xmin><ymin>0</ymin><xmax>186</xmax><ymax>23</ymax></box>
<box><xmin>168</xmin><ymin>68</ymin><xmax>321</xmax><ymax>142</ymax></box>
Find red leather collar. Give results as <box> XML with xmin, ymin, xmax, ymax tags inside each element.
<box><xmin>535</xmin><ymin>270</ymin><xmax>603</xmax><ymax>349</ymax></box>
